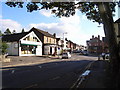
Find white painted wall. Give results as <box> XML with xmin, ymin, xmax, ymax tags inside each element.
<box><xmin>44</xmin><ymin>46</ymin><xmax>50</xmax><ymax>55</ymax></box>
<box><xmin>7</xmin><ymin>42</ymin><xmax>19</xmax><ymax>56</ymax></box>
<box><xmin>36</xmin><ymin>45</ymin><xmax>42</xmax><ymax>55</ymax></box>
<box><xmin>52</xmin><ymin>47</ymin><xmax>55</xmax><ymax>54</ymax></box>
<box><xmin>44</xmin><ymin>45</ymin><xmax>57</xmax><ymax>55</ymax></box>
<box><xmin>57</xmin><ymin>47</ymin><xmax>62</xmax><ymax>55</ymax></box>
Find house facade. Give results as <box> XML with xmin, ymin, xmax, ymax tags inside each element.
<box><xmin>30</xmin><ymin>27</ymin><xmax>57</xmax><ymax>55</ymax></box>
<box><xmin>56</xmin><ymin>38</ymin><xmax>63</xmax><ymax>55</ymax></box>
<box><xmin>2</xmin><ymin>31</ymin><xmax>42</xmax><ymax>56</ymax></box>
<box><xmin>86</xmin><ymin>35</ymin><xmax>105</xmax><ymax>55</ymax></box>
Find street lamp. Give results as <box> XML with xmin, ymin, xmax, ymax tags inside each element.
<box><xmin>63</xmin><ymin>32</ymin><xmax>68</xmax><ymax>50</ymax></box>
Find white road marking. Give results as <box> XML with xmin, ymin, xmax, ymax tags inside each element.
<box><xmin>81</xmin><ymin>70</ymin><xmax>91</xmax><ymax>76</ymax></box>
<box><xmin>76</xmin><ymin>77</ymin><xmax>85</xmax><ymax>88</ymax></box>
<box><xmin>50</xmin><ymin>76</ymin><xmax>60</xmax><ymax>80</ymax></box>
<box><xmin>24</xmin><ymin>84</ymin><xmax>38</xmax><ymax>88</ymax></box>
<box><xmin>76</xmin><ymin>70</ymin><xmax>91</xmax><ymax>88</ymax></box>
<box><xmin>38</xmin><ymin>66</ymin><xmax>42</xmax><ymax>68</ymax></box>
<box><xmin>71</xmin><ymin>70</ymin><xmax>91</xmax><ymax>88</ymax></box>
<box><xmin>11</xmin><ymin>70</ymin><xmax>15</xmax><ymax>74</ymax></box>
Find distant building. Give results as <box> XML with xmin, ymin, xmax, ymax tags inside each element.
<box><xmin>56</xmin><ymin>38</ymin><xmax>63</xmax><ymax>55</ymax></box>
<box><xmin>66</xmin><ymin>39</ymin><xmax>74</xmax><ymax>52</ymax></box>
<box><xmin>65</xmin><ymin>38</ymin><xmax>81</xmax><ymax>52</ymax></box>
<box><xmin>86</xmin><ymin>35</ymin><xmax>108</xmax><ymax>55</ymax></box>
<box><xmin>102</xmin><ymin>37</ymin><xmax>109</xmax><ymax>53</ymax></box>
<box><xmin>79</xmin><ymin>45</ymin><xmax>87</xmax><ymax>51</ymax></box>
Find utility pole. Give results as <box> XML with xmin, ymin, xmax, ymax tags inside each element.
<box><xmin>63</xmin><ymin>32</ymin><xmax>67</xmax><ymax>50</ymax></box>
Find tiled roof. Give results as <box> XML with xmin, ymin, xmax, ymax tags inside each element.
<box><xmin>2</xmin><ymin>27</ymin><xmax>56</xmax><ymax>42</ymax></box>
<box><xmin>2</xmin><ymin>32</ymin><xmax>29</xmax><ymax>42</ymax></box>
<box><xmin>30</xmin><ymin>27</ymin><xmax>55</xmax><ymax>38</ymax></box>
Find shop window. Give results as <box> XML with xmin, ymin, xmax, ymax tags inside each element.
<box><xmin>21</xmin><ymin>44</ymin><xmax>37</xmax><ymax>54</ymax></box>
<box><xmin>14</xmin><ymin>43</ymin><xmax>18</xmax><ymax>48</ymax></box>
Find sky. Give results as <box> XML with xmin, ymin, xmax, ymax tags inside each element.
<box><xmin>0</xmin><ymin>2</ymin><xmax>119</xmax><ymax>46</ymax></box>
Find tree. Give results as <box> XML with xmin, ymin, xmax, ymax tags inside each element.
<box><xmin>4</xmin><ymin>28</ymin><xmax>11</xmax><ymax>35</ymax></box>
<box><xmin>0</xmin><ymin>42</ymin><xmax>8</xmax><ymax>55</ymax></box>
<box><xmin>0</xmin><ymin>30</ymin><xmax>3</xmax><ymax>36</ymax></box>
<box><xmin>21</xmin><ymin>28</ymin><xmax>25</xmax><ymax>33</ymax></box>
<box><xmin>5</xmin><ymin>1</ymin><xmax>120</xmax><ymax>87</ymax></box>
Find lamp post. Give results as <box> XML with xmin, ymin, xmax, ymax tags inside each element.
<box><xmin>63</xmin><ymin>32</ymin><xmax>67</xmax><ymax>50</ymax></box>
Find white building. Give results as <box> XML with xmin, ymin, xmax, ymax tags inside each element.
<box><xmin>2</xmin><ymin>31</ymin><xmax>42</xmax><ymax>56</ymax></box>
<box><xmin>29</xmin><ymin>27</ymin><xmax>57</xmax><ymax>55</ymax></box>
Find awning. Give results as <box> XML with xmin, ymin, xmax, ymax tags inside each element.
<box><xmin>21</xmin><ymin>43</ymin><xmax>37</xmax><ymax>46</ymax></box>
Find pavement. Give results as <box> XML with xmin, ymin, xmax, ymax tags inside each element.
<box><xmin>83</xmin><ymin>60</ymin><xmax>112</xmax><ymax>88</ymax></box>
<box><xmin>1</xmin><ymin>55</ymin><xmax>61</xmax><ymax>68</ymax></box>
<box><xmin>1</xmin><ymin>55</ymin><xmax>113</xmax><ymax>88</ymax></box>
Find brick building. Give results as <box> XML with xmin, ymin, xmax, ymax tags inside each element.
<box><xmin>86</xmin><ymin>35</ymin><xmax>108</xmax><ymax>55</ymax></box>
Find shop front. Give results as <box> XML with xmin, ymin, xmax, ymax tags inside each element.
<box><xmin>19</xmin><ymin>43</ymin><xmax>42</xmax><ymax>56</ymax></box>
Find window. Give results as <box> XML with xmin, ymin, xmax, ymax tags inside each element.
<box><xmin>50</xmin><ymin>38</ymin><xmax>51</xmax><ymax>43</ymax></box>
<box><xmin>14</xmin><ymin>43</ymin><xmax>18</xmax><ymax>48</ymax></box>
<box><xmin>47</xmin><ymin>37</ymin><xmax>48</xmax><ymax>42</ymax></box>
<box><xmin>27</xmin><ymin>36</ymin><xmax>30</xmax><ymax>41</ymax></box>
<box><xmin>33</xmin><ymin>37</ymin><xmax>39</xmax><ymax>42</ymax></box>
<box><xmin>21</xmin><ymin>44</ymin><xmax>37</xmax><ymax>54</ymax></box>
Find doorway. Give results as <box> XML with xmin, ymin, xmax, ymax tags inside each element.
<box><xmin>50</xmin><ymin>47</ymin><xmax>52</xmax><ymax>55</ymax></box>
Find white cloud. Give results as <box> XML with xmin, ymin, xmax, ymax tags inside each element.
<box><xmin>26</xmin><ymin>10</ymin><xmax>104</xmax><ymax>46</ymax></box>
<box><xmin>39</xmin><ymin>9</ymin><xmax>54</xmax><ymax>17</ymax></box>
<box><xmin>38</xmin><ymin>9</ymin><xmax>86</xmax><ymax>44</ymax></box>
<box><xmin>25</xmin><ymin>11</ymin><xmax>85</xmax><ymax>45</ymax></box>
<box><xmin>0</xmin><ymin>15</ymin><xmax>2</xmax><ymax>19</ymax></box>
<box><xmin>25</xmin><ymin>22</ymin><xmax>65</xmax><ymax>37</ymax></box>
<box><xmin>0</xmin><ymin>19</ymin><xmax>22</xmax><ymax>33</ymax></box>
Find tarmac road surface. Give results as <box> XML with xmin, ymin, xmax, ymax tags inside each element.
<box><xmin>2</xmin><ymin>54</ymin><xmax>98</xmax><ymax>88</ymax></box>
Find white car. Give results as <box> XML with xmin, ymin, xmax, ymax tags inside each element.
<box><xmin>105</xmin><ymin>53</ymin><xmax>109</xmax><ymax>59</ymax></box>
<box><xmin>62</xmin><ymin>52</ymin><xmax>71</xmax><ymax>59</ymax></box>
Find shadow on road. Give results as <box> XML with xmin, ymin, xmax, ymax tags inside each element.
<box><xmin>2</xmin><ymin>60</ymin><xmax>94</xmax><ymax>88</ymax></box>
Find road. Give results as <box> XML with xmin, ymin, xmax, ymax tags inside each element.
<box><xmin>2</xmin><ymin>54</ymin><xmax>97</xmax><ymax>88</ymax></box>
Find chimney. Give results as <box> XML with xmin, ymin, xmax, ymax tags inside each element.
<box><xmin>98</xmin><ymin>35</ymin><xmax>100</xmax><ymax>40</ymax></box>
<box><xmin>92</xmin><ymin>35</ymin><xmax>94</xmax><ymax>39</ymax></box>
<box><xmin>53</xmin><ymin>33</ymin><xmax>56</xmax><ymax>37</ymax></box>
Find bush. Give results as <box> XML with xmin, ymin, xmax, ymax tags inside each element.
<box><xmin>1</xmin><ymin>42</ymin><xmax>8</xmax><ymax>55</ymax></box>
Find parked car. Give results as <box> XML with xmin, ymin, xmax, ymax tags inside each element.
<box><xmin>105</xmin><ymin>53</ymin><xmax>109</xmax><ymax>59</ymax></box>
<box><xmin>82</xmin><ymin>50</ymin><xmax>88</xmax><ymax>56</ymax></box>
<box><xmin>62</xmin><ymin>52</ymin><xmax>71</xmax><ymax>59</ymax></box>
<box><xmin>100</xmin><ymin>53</ymin><xmax>109</xmax><ymax>60</ymax></box>
<box><xmin>72</xmin><ymin>50</ymin><xmax>82</xmax><ymax>53</ymax></box>
<box><xmin>79</xmin><ymin>51</ymin><xmax>84</xmax><ymax>55</ymax></box>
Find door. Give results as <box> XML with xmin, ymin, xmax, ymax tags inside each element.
<box><xmin>50</xmin><ymin>47</ymin><xmax>52</xmax><ymax>55</ymax></box>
